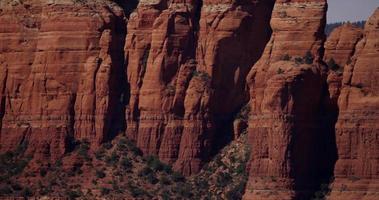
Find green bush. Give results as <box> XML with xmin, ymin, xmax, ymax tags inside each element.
<box><xmin>235</xmin><ymin>162</ymin><xmax>247</xmax><ymax>175</ymax></box>
<box><xmin>100</xmin><ymin>187</ymin><xmax>110</xmax><ymax>196</ymax></box>
<box><xmin>216</xmin><ymin>172</ymin><xmax>232</xmax><ymax>187</ymax></box>
<box><xmin>120</xmin><ymin>157</ymin><xmax>133</xmax><ymax>171</ymax></box>
<box><xmin>138</xmin><ymin>166</ymin><xmax>153</xmax><ymax>177</ymax></box>
<box><xmin>172</xmin><ymin>182</ymin><xmax>193</xmax><ymax>198</ymax></box>
<box><xmin>159</xmin><ymin>174</ymin><xmax>171</xmax><ymax>185</ymax></box>
<box><xmin>225</xmin><ymin>181</ymin><xmax>246</xmax><ymax>200</ymax></box>
<box><xmin>65</xmin><ymin>189</ymin><xmax>82</xmax><ymax>200</ymax></box>
<box><xmin>105</xmin><ymin>151</ymin><xmax>119</xmax><ymax>166</ymax></box>
<box><xmin>282</xmin><ymin>54</ymin><xmax>291</xmax><ymax>61</ymax></box>
<box><xmin>95</xmin><ymin>148</ymin><xmax>106</xmax><ymax>160</ymax></box>
<box><xmin>327</xmin><ymin>58</ymin><xmax>341</xmax><ymax>71</ymax></box>
<box><xmin>102</xmin><ymin>142</ymin><xmax>113</xmax><ymax>150</ymax></box>
<box><xmin>146</xmin><ymin>173</ymin><xmax>159</xmax><ymax>184</ymax></box>
<box><xmin>295</xmin><ymin>57</ymin><xmax>304</xmax><ymax>64</ymax></box>
<box><xmin>146</xmin><ymin>155</ymin><xmax>164</xmax><ymax>171</ymax></box>
<box><xmin>172</xmin><ymin>171</ymin><xmax>185</xmax><ymax>182</ymax></box>
<box><xmin>127</xmin><ymin>182</ymin><xmax>147</xmax><ymax>197</ymax></box>
<box><xmin>304</xmin><ymin>51</ymin><xmax>314</xmax><ymax>64</ymax></box>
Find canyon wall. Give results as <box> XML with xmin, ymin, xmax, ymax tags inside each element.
<box><xmin>327</xmin><ymin>8</ymin><xmax>379</xmax><ymax>200</ymax></box>
<box><xmin>243</xmin><ymin>0</ymin><xmax>332</xmax><ymax>199</ymax></box>
<box><xmin>124</xmin><ymin>0</ymin><xmax>275</xmax><ymax>175</ymax></box>
<box><xmin>0</xmin><ymin>0</ymin><xmax>378</xmax><ymax>199</ymax></box>
<box><xmin>0</xmin><ymin>0</ymin><xmax>126</xmax><ymax>163</ymax></box>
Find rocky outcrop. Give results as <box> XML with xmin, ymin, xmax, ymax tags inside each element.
<box><xmin>324</xmin><ymin>23</ymin><xmax>363</xmax><ymax>68</ymax></box>
<box><xmin>0</xmin><ymin>0</ymin><xmax>126</xmax><ymax>163</ymax></box>
<box><xmin>125</xmin><ymin>0</ymin><xmax>275</xmax><ymax>175</ymax></box>
<box><xmin>327</xmin><ymin>8</ymin><xmax>379</xmax><ymax>200</ymax></box>
<box><xmin>323</xmin><ymin>24</ymin><xmax>363</xmax><ymax>135</ymax></box>
<box><xmin>243</xmin><ymin>0</ymin><xmax>332</xmax><ymax>199</ymax></box>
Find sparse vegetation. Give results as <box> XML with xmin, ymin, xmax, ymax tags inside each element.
<box><xmin>192</xmin><ymin>70</ymin><xmax>211</xmax><ymax>83</ymax></box>
<box><xmin>304</xmin><ymin>51</ymin><xmax>314</xmax><ymax>64</ymax></box>
<box><xmin>327</xmin><ymin>58</ymin><xmax>341</xmax><ymax>71</ymax></box>
<box><xmin>282</xmin><ymin>54</ymin><xmax>291</xmax><ymax>61</ymax></box>
<box><xmin>277</xmin><ymin>68</ymin><xmax>285</xmax><ymax>74</ymax></box>
<box><xmin>0</xmin><ymin>133</ymin><xmax>250</xmax><ymax>199</ymax></box>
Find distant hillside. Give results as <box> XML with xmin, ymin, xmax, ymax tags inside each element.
<box><xmin>325</xmin><ymin>20</ymin><xmax>366</xmax><ymax>35</ymax></box>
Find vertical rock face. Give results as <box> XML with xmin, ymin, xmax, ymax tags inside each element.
<box><xmin>323</xmin><ymin>23</ymin><xmax>363</xmax><ymax>130</ymax></box>
<box><xmin>324</xmin><ymin>23</ymin><xmax>363</xmax><ymax>67</ymax></box>
<box><xmin>0</xmin><ymin>0</ymin><xmax>126</xmax><ymax>162</ymax></box>
<box><xmin>243</xmin><ymin>0</ymin><xmax>332</xmax><ymax>199</ymax></box>
<box><xmin>327</xmin><ymin>8</ymin><xmax>379</xmax><ymax>200</ymax></box>
<box><xmin>124</xmin><ymin>0</ymin><xmax>275</xmax><ymax>175</ymax></box>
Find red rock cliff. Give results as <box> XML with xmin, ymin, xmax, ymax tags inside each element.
<box><xmin>0</xmin><ymin>0</ymin><xmax>126</xmax><ymax>163</ymax></box>
<box><xmin>324</xmin><ymin>23</ymin><xmax>363</xmax><ymax>67</ymax></box>
<box><xmin>327</xmin><ymin>8</ymin><xmax>379</xmax><ymax>200</ymax></box>
<box><xmin>124</xmin><ymin>0</ymin><xmax>275</xmax><ymax>175</ymax></box>
<box><xmin>243</xmin><ymin>0</ymin><xmax>331</xmax><ymax>199</ymax></box>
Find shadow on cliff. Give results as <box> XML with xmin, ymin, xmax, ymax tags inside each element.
<box><xmin>104</xmin><ymin>0</ymin><xmax>139</xmax><ymax>142</ymax></box>
<box><xmin>209</xmin><ymin>0</ymin><xmax>275</xmax><ymax>158</ymax></box>
<box><xmin>291</xmin><ymin>78</ymin><xmax>339</xmax><ymax>200</ymax></box>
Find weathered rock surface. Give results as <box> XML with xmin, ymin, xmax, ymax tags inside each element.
<box><xmin>243</xmin><ymin>0</ymin><xmax>333</xmax><ymax>199</ymax></box>
<box><xmin>327</xmin><ymin>8</ymin><xmax>379</xmax><ymax>200</ymax></box>
<box><xmin>0</xmin><ymin>0</ymin><xmax>126</xmax><ymax>163</ymax></box>
<box><xmin>125</xmin><ymin>0</ymin><xmax>275</xmax><ymax>175</ymax></box>
<box><xmin>324</xmin><ymin>23</ymin><xmax>363</xmax><ymax>67</ymax></box>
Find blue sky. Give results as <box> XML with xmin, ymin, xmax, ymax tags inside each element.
<box><xmin>327</xmin><ymin>0</ymin><xmax>379</xmax><ymax>23</ymax></box>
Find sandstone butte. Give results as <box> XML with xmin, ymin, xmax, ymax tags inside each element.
<box><xmin>0</xmin><ymin>0</ymin><xmax>378</xmax><ymax>199</ymax></box>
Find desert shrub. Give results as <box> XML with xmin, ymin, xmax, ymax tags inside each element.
<box><xmin>282</xmin><ymin>54</ymin><xmax>291</xmax><ymax>61</ymax></box>
<box><xmin>225</xmin><ymin>182</ymin><xmax>246</xmax><ymax>200</ymax></box>
<box><xmin>216</xmin><ymin>172</ymin><xmax>232</xmax><ymax>187</ymax></box>
<box><xmin>159</xmin><ymin>174</ymin><xmax>171</xmax><ymax>185</ymax></box>
<box><xmin>100</xmin><ymin>187</ymin><xmax>110</xmax><ymax>196</ymax></box>
<box><xmin>146</xmin><ymin>155</ymin><xmax>164</xmax><ymax>171</ymax></box>
<box><xmin>146</xmin><ymin>173</ymin><xmax>159</xmax><ymax>184</ymax></box>
<box><xmin>138</xmin><ymin>167</ymin><xmax>153</xmax><ymax>177</ymax></box>
<box><xmin>125</xmin><ymin>140</ymin><xmax>143</xmax><ymax>156</ymax></box>
<box><xmin>172</xmin><ymin>182</ymin><xmax>193</xmax><ymax>198</ymax></box>
<box><xmin>120</xmin><ymin>157</ymin><xmax>132</xmax><ymax>171</ymax></box>
<box><xmin>327</xmin><ymin>58</ymin><xmax>341</xmax><ymax>71</ymax></box>
<box><xmin>105</xmin><ymin>151</ymin><xmax>119</xmax><ymax>166</ymax></box>
<box><xmin>304</xmin><ymin>51</ymin><xmax>314</xmax><ymax>64</ymax></box>
<box><xmin>235</xmin><ymin>104</ymin><xmax>251</xmax><ymax>122</ymax></box>
<box><xmin>277</xmin><ymin>68</ymin><xmax>284</xmax><ymax>74</ymax></box>
<box><xmin>102</xmin><ymin>142</ymin><xmax>113</xmax><ymax>150</ymax></box>
<box><xmin>192</xmin><ymin>70</ymin><xmax>211</xmax><ymax>83</ymax></box>
<box><xmin>95</xmin><ymin>170</ymin><xmax>106</xmax><ymax>179</ymax></box>
<box><xmin>160</xmin><ymin>190</ymin><xmax>171</xmax><ymax>200</ymax></box>
<box><xmin>294</xmin><ymin>57</ymin><xmax>304</xmax><ymax>64</ymax></box>
<box><xmin>194</xmin><ymin>177</ymin><xmax>209</xmax><ymax>189</ymax></box>
<box><xmin>235</xmin><ymin>163</ymin><xmax>246</xmax><ymax>175</ymax></box>
<box><xmin>172</xmin><ymin>171</ymin><xmax>185</xmax><ymax>182</ymax></box>
<box><xmin>95</xmin><ymin>148</ymin><xmax>106</xmax><ymax>160</ymax></box>
<box><xmin>65</xmin><ymin>189</ymin><xmax>81</xmax><ymax>200</ymax></box>
<box><xmin>127</xmin><ymin>182</ymin><xmax>147</xmax><ymax>197</ymax></box>
<box><xmin>77</xmin><ymin>140</ymin><xmax>90</xmax><ymax>161</ymax></box>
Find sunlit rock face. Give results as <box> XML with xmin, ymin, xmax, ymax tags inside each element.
<box><xmin>124</xmin><ymin>0</ymin><xmax>275</xmax><ymax>175</ymax></box>
<box><xmin>0</xmin><ymin>0</ymin><xmax>126</xmax><ymax>163</ymax></box>
<box><xmin>243</xmin><ymin>0</ymin><xmax>332</xmax><ymax>199</ymax></box>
